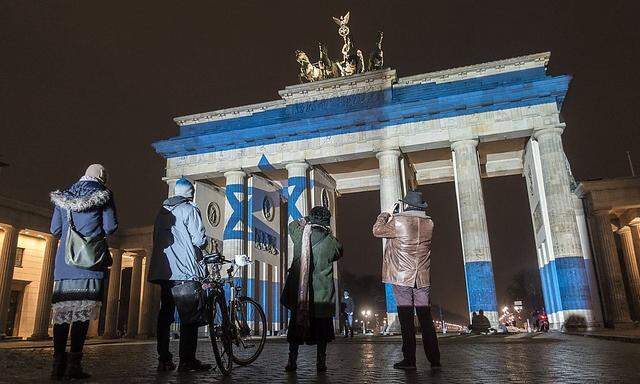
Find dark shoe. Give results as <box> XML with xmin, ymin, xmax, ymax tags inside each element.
<box><xmin>393</xmin><ymin>359</ymin><xmax>417</xmax><ymax>371</ymax></box>
<box><xmin>178</xmin><ymin>359</ymin><xmax>211</xmax><ymax>372</ymax></box>
<box><xmin>285</xmin><ymin>351</ymin><xmax>298</xmax><ymax>372</ymax></box>
<box><xmin>65</xmin><ymin>352</ymin><xmax>91</xmax><ymax>380</ymax></box>
<box><xmin>157</xmin><ymin>360</ymin><xmax>177</xmax><ymax>372</ymax></box>
<box><xmin>51</xmin><ymin>352</ymin><xmax>66</xmax><ymax>380</ymax></box>
<box><xmin>316</xmin><ymin>353</ymin><xmax>327</xmax><ymax>372</ymax></box>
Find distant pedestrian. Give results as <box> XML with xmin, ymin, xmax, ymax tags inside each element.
<box><xmin>49</xmin><ymin>164</ymin><xmax>118</xmax><ymax>380</ymax></box>
<box><xmin>281</xmin><ymin>206</ymin><xmax>343</xmax><ymax>373</ymax></box>
<box><xmin>148</xmin><ymin>178</ymin><xmax>211</xmax><ymax>373</ymax></box>
<box><xmin>341</xmin><ymin>290</ymin><xmax>355</xmax><ymax>337</ymax></box>
<box><xmin>372</xmin><ymin>189</ymin><xmax>441</xmax><ymax>371</ymax></box>
<box><xmin>470</xmin><ymin>309</ymin><xmax>491</xmax><ymax>334</ymax></box>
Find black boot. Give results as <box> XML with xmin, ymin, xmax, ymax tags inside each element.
<box><xmin>317</xmin><ymin>353</ymin><xmax>327</xmax><ymax>372</ymax></box>
<box><xmin>416</xmin><ymin>306</ymin><xmax>441</xmax><ymax>369</ymax></box>
<box><xmin>394</xmin><ymin>307</ymin><xmax>416</xmax><ymax>370</ymax></box>
<box><xmin>177</xmin><ymin>359</ymin><xmax>211</xmax><ymax>372</ymax></box>
<box><xmin>51</xmin><ymin>352</ymin><xmax>66</xmax><ymax>380</ymax></box>
<box><xmin>157</xmin><ymin>359</ymin><xmax>177</xmax><ymax>372</ymax></box>
<box><xmin>316</xmin><ymin>342</ymin><xmax>327</xmax><ymax>372</ymax></box>
<box><xmin>65</xmin><ymin>352</ymin><xmax>91</xmax><ymax>380</ymax></box>
<box><xmin>285</xmin><ymin>350</ymin><xmax>298</xmax><ymax>372</ymax></box>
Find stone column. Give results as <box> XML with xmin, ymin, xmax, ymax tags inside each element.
<box><xmin>617</xmin><ymin>227</ymin><xmax>640</xmax><ymax>320</ymax></box>
<box><xmin>126</xmin><ymin>253</ymin><xmax>144</xmax><ymax>338</ymax></box>
<box><xmin>591</xmin><ymin>211</ymin><xmax>632</xmax><ymax>326</ymax></box>
<box><xmin>285</xmin><ymin>162</ymin><xmax>309</xmax><ymax>268</ymax></box>
<box><xmin>30</xmin><ymin>235</ymin><xmax>58</xmax><ymax>339</ymax></box>
<box><xmin>451</xmin><ymin>140</ymin><xmax>498</xmax><ymax>327</ymax></box>
<box><xmin>103</xmin><ymin>248</ymin><xmax>123</xmax><ymax>338</ymax></box>
<box><xmin>533</xmin><ymin>128</ymin><xmax>594</xmax><ymax>326</ymax></box>
<box><xmin>573</xmin><ymin>195</ymin><xmax>603</xmax><ymax>327</ymax></box>
<box><xmin>0</xmin><ymin>225</ymin><xmax>19</xmax><ymax>336</ymax></box>
<box><xmin>138</xmin><ymin>251</ymin><xmax>158</xmax><ymax>338</ymax></box>
<box><xmin>629</xmin><ymin>221</ymin><xmax>640</xmax><ymax>274</ymax></box>
<box><xmin>375</xmin><ymin>150</ymin><xmax>403</xmax><ymax>332</ymax></box>
<box><xmin>223</xmin><ymin>171</ymin><xmax>247</xmax><ymax>259</ymax></box>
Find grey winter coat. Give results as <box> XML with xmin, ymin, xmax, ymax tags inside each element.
<box><xmin>148</xmin><ymin>196</ymin><xmax>207</xmax><ymax>282</ymax></box>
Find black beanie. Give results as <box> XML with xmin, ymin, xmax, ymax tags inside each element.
<box><xmin>309</xmin><ymin>206</ymin><xmax>331</xmax><ymax>226</ymax></box>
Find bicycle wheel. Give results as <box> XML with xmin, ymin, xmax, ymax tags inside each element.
<box><xmin>231</xmin><ymin>296</ymin><xmax>267</xmax><ymax>365</ymax></box>
<box><xmin>209</xmin><ymin>294</ymin><xmax>233</xmax><ymax>375</ymax></box>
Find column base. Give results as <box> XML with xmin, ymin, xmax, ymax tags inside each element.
<box><xmin>102</xmin><ymin>333</ymin><xmax>121</xmax><ymax>340</ymax></box>
<box><xmin>27</xmin><ymin>333</ymin><xmax>51</xmax><ymax>341</ymax></box>
<box><xmin>612</xmin><ymin>321</ymin><xmax>638</xmax><ymax>330</ymax></box>
<box><xmin>136</xmin><ymin>333</ymin><xmax>155</xmax><ymax>340</ymax></box>
<box><xmin>385</xmin><ymin>312</ymin><xmax>400</xmax><ymax>334</ymax></box>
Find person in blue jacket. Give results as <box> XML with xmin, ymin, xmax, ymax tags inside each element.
<box><xmin>49</xmin><ymin>164</ymin><xmax>118</xmax><ymax>380</ymax></box>
<box><xmin>148</xmin><ymin>178</ymin><xmax>210</xmax><ymax>373</ymax></box>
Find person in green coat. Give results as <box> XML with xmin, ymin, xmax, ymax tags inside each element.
<box><xmin>281</xmin><ymin>206</ymin><xmax>343</xmax><ymax>373</ymax></box>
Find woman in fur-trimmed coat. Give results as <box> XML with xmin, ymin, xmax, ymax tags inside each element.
<box><xmin>49</xmin><ymin>164</ymin><xmax>118</xmax><ymax>380</ymax></box>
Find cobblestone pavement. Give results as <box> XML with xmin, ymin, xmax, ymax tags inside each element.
<box><xmin>1</xmin><ymin>333</ymin><xmax>639</xmax><ymax>383</ymax></box>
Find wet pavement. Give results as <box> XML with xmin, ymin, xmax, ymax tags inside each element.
<box><xmin>1</xmin><ymin>333</ymin><xmax>639</xmax><ymax>383</ymax></box>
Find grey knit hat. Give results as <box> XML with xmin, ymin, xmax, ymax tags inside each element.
<box><xmin>85</xmin><ymin>164</ymin><xmax>108</xmax><ymax>184</ymax></box>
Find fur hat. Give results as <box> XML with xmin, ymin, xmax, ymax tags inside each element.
<box><xmin>175</xmin><ymin>178</ymin><xmax>194</xmax><ymax>199</ymax></box>
<box><xmin>85</xmin><ymin>164</ymin><xmax>108</xmax><ymax>184</ymax></box>
<box><xmin>309</xmin><ymin>206</ymin><xmax>331</xmax><ymax>226</ymax></box>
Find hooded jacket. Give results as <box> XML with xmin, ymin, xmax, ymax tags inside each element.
<box><xmin>50</xmin><ymin>180</ymin><xmax>118</xmax><ymax>280</ymax></box>
<box><xmin>148</xmin><ymin>196</ymin><xmax>207</xmax><ymax>282</ymax></box>
<box><xmin>372</xmin><ymin>210</ymin><xmax>433</xmax><ymax>288</ymax></box>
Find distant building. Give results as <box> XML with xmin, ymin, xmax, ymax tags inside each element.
<box><xmin>576</xmin><ymin>177</ymin><xmax>640</xmax><ymax>328</ymax></box>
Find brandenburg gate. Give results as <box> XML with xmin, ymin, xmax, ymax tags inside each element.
<box><xmin>152</xmin><ymin>47</ymin><xmax>601</xmax><ymax>331</ymax></box>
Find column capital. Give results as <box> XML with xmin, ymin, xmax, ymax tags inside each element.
<box><xmin>0</xmin><ymin>223</ymin><xmax>18</xmax><ymax>232</ymax></box>
<box><xmin>223</xmin><ymin>170</ymin><xmax>247</xmax><ymax>179</ymax></box>
<box><xmin>533</xmin><ymin>125</ymin><xmax>565</xmax><ymax>140</ymax></box>
<box><xmin>375</xmin><ymin>149</ymin><xmax>401</xmax><ymax>160</ymax></box>
<box><xmin>285</xmin><ymin>162</ymin><xmax>309</xmax><ymax>172</ymax></box>
<box><xmin>593</xmin><ymin>209</ymin><xmax>613</xmax><ymax>217</ymax></box>
<box><xmin>617</xmin><ymin>226</ymin><xmax>632</xmax><ymax>235</ymax></box>
<box><xmin>450</xmin><ymin>139</ymin><xmax>478</xmax><ymax>152</ymax></box>
<box><xmin>126</xmin><ymin>249</ymin><xmax>147</xmax><ymax>258</ymax></box>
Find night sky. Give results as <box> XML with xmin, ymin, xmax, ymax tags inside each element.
<box><xmin>2</xmin><ymin>1</ymin><xmax>639</xmax><ymax>319</ymax></box>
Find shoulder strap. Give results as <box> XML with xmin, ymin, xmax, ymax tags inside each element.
<box><xmin>66</xmin><ymin>209</ymin><xmax>76</xmax><ymax>230</ymax></box>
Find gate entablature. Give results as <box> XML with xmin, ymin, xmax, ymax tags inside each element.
<box><xmin>155</xmin><ymin>52</ymin><xmax>566</xmax><ymax>182</ymax></box>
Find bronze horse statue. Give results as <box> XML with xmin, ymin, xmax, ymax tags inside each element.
<box><xmin>296</xmin><ymin>43</ymin><xmax>340</xmax><ymax>83</ymax></box>
<box><xmin>368</xmin><ymin>31</ymin><xmax>384</xmax><ymax>71</ymax></box>
<box><xmin>294</xmin><ymin>11</ymin><xmax>384</xmax><ymax>82</ymax></box>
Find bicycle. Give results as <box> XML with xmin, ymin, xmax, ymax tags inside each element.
<box><xmin>202</xmin><ymin>252</ymin><xmax>267</xmax><ymax>374</ymax></box>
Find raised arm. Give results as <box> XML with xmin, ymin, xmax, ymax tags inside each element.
<box><xmin>372</xmin><ymin>212</ymin><xmax>397</xmax><ymax>238</ymax></box>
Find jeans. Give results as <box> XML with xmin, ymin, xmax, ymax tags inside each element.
<box><xmin>157</xmin><ymin>281</ymin><xmax>199</xmax><ymax>363</ymax></box>
<box><xmin>343</xmin><ymin>313</ymin><xmax>354</xmax><ymax>336</ymax></box>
